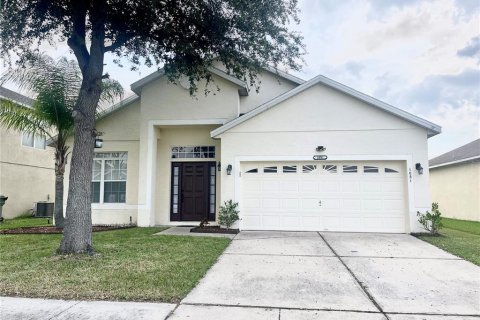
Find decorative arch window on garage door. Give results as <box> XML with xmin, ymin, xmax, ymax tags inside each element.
<box><xmin>343</xmin><ymin>165</ymin><xmax>358</xmax><ymax>173</ymax></box>
<box><xmin>264</xmin><ymin>166</ymin><xmax>277</xmax><ymax>173</ymax></box>
<box><xmin>385</xmin><ymin>167</ymin><xmax>399</xmax><ymax>173</ymax></box>
<box><xmin>364</xmin><ymin>166</ymin><xmax>379</xmax><ymax>173</ymax></box>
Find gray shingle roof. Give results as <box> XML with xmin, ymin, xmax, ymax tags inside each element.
<box><xmin>0</xmin><ymin>86</ymin><xmax>35</xmax><ymax>107</ymax></box>
<box><xmin>429</xmin><ymin>139</ymin><xmax>480</xmax><ymax>167</ymax></box>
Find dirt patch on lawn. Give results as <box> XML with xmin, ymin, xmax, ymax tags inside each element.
<box><xmin>0</xmin><ymin>225</ymin><xmax>134</xmax><ymax>235</ymax></box>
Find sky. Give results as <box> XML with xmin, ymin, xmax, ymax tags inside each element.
<box><xmin>6</xmin><ymin>0</ymin><xmax>480</xmax><ymax>158</ymax></box>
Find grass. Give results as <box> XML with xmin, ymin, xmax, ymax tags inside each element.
<box><xmin>416</xmin><ymin>218</ymin><xmax>480</xmax><ymax>266</ymax></box>
<box><xmin>0</xmin><ymin>225</ymin><xmax>230</xmax><ymax>302</ymax></box>
<box><xmin>441</xmin><ymin>217</ymin><xmax>480</xmax><ymax>235</ymax></box>
<box><xmin>0</xmin><ymin>216</ymin><xmax>51</xmax><ymax>230</ymax></box>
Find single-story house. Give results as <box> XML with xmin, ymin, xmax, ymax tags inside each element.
<box><xmin>429</xmin><ymin>139</ymin><xmax>480</xmax><ymax>221</ymax></box>
<box><xmin>0</xmin><ymin>86</ymin><xmax>55</xmax><ymax>218</ymax></box>
<box><xmin>63</xmin><ymin>65</ymin><xmax>441</xmax><ymax>233</ymax></box>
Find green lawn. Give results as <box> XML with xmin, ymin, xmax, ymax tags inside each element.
<box><xmin>442</xmin><ymin>217</ymin><xmax>480</xmax><ymax>235</ymax></box>
<box><xmin>416</xmin><ymin>218</ymin><xmax>480</xmax><ymax>266</ymax></box>
<box><xmin>0</xmin><ymin>225</ymin><xmax>230</xmax><ymax>302</ymax></box>
<box><xmin>0</xmin><ymin>216</ymin><xmax>51</xmax><ymax>230</ymax></box>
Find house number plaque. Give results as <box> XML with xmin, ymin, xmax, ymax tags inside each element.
<box><xmin>313</xmin><ymin>155</ymin><xmax>328</xmax><ymax>160</ymax></box>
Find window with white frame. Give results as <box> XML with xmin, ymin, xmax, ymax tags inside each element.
<box><xmin>171</xmin><ymin>146</ymin><xmax>215</xmax><ymax>159</ymax></box>
<box><xmin>91</xmin><ymin>152</ymin><xmax>128</xmax><ymax>203</ymax></box>
<box><xmin>21</xmin><ymin>132</ymin><xmax>46</xmax><ymax>149</ymax></box>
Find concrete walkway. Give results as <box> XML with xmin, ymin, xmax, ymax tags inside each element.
<box><xmin>0</xmin><ymin>297</ymin><xmax>176</xmax><ymax>320</ymax></box>
<box><xmin>2</xmin><ymin>232</ymin><xmax>479</xmax><ymax>319</ymax></box>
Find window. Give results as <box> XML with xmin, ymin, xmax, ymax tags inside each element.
<box><xmin>22</xmin><ymin>132</ymin><xmax>46</xmax><ymax>149</ymax></box>
<box><xmin>171</xmin><ymin>166</ymin><xmax>180</xmax><ymax>214</ymax></box>
<box><xmin>322</xmin><ymin>165</ymin><xmax>337</xmax><ymax>173</ymax></box>
<box><xmin>364</xmin><ymin>166</ymin><xmax>379</xmax><ymax>173</ymax></box>
<box><xmin>343</xmin><ymin>165</ymin><xmax>357</xmax><ymax>173</ymax></box>
<box><xmin>264</xmin><ymin>166</ymin><xmax>277</xmax><ymax>173</ymax></box>
<box><xmin>283</xmin><ymin>165</ymin><xmax>297</xmax><ymax>173</ymax></box>
<box><xmin>302</xmin><ymin>165</ymin><xmax>317</xmax><ymax>173</ymax></box>
<box><xmin>385</xmin><ymin>168</ymin><xmax>399</xmax><ymax>173</ymax></box>
<box><xmin>91</xmin><ymin>152</ymin><xmax>127</xmax><ymax>204</ymax></box>
<box><xmin>246</xmin><ymin>168</ymin><xmax>258</xmax><ymax>173</ymax></box>
<box><xmin>209</xmin><ymin>164</ymin><xmax>216</xmax><ymax>215</ymax></box>
<box><xmin>171</xmin><ymin>146</ymin><xmax>215</xmax><ymax>159</ymax></box>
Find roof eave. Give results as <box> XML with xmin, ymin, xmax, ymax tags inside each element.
<box><xmin>130</xmin><ymin>66</ymin><xmax>249</xmax><ymax>96</ymax></box>
<box><xmin>430</xmin><ymin>155</ymin><xmax>480</xmax><ymax>169</ymax></box>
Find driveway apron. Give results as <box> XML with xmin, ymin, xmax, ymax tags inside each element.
<box><xmin>176</xmin><ymin>231</ymin><xmax>480</xmax><ymax>319</ymax></box>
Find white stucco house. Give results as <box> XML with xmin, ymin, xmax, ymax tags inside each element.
<box><xmin>63</xmin><ymin>65</ymin><xmax>441</xmax><ymax>233</ymax></box>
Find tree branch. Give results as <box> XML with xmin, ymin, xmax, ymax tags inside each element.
<box><xmin>67</xmin><ymin>1</ymin><xmax>90</xmax><ymax>72</ymax></box>
<box><xmin>104</xmin><ymin>34</ymin><xmax>130</xmax><ymax>52</ymax></box>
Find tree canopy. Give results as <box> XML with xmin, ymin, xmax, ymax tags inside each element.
<box><xmin>1</xmin><ymin>0</ymin><xmax>304</xmax><ymax>91</ymax></box>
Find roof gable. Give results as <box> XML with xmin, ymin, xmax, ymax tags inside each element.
<box><xmin>131</xmin><ymin>66</ymin><xmax>250</xmax><ymax>96</ymax></box>
<box><xmin>130</xmin><ymin>65</ymin><xmax>304</xmax><ymax>96</ymax></box>
<box><xmin>211</xmin><ymin>74</ymin><xmax>441</xmax><ymax>138</ymax></box>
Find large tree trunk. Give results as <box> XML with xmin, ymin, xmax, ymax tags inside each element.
<box><xmin>58</xmin><ymin>0</ymin><xmax>106</xmax><ymax>255</ymax></box>
<box><xmin>53</xmin><ymin>173</ymin><xmax>65</xmax><ymax>228</ymax></box>
<box><xmin>58</xmin><ymin>88</ymin><xmax>101</xmax><ymax>254</ymax></box>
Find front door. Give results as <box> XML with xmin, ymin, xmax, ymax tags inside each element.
<box><xmin>171</xmin><ymin>162</ymin><xmax>216</xmax><ymax>221</ymax></box>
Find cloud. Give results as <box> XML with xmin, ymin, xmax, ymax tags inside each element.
<box><xmin>427</xmin><ymin>103</ymin><xmax>480</xmax><ymax>157</ymax></box>
<box><xmin>457</xmin><ymin>36</ymin><xmax>480</xmax><ymax>63</ymax></box>
<box><xmin>399</xmin><ymin>69</ymin><xmax>480</xmax><ymax>112</ymax></box>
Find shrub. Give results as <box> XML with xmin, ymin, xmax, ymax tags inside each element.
<box><xmin>417</xmin><ymin>202</ymin><xmax>443</xmax><ymax>235</ymax></box>
<box><xmin>218</xmin><ymin>200</ymin><xmax>239</xmax><ymax>230</ymax></box>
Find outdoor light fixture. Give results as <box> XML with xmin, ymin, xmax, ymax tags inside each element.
<box><xmin>217</xmin><ymin>162</ymin><xmax>221</xmax><ymax>172</ymax></box>
<box><xmin>415</xmin><ymin>163</ymin><xmax>424</xmax><ymax>175</ymax></box>
<box><xmin>316</xmin><ymin>146</ymin><xmax>326</xmax><ymax>152</ymax></box>
<box><xmin>226</xmin><ymin>164</ymin><xmax>232</xmax><ymax>175</ymax></box>
<box><xmin>94</xmin><ymin>138</ymin><xmax>103</xmax><ymax>149</ymax></box>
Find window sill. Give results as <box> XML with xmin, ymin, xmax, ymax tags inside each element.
<box><xmin>91</xmin><ymin>203</ymin><xmax>138</xmax><ymax>210</ymax></box>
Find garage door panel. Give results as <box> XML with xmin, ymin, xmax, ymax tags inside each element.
<box><xmin>319</xmin><ymin>181</ymin><xmax>340</xmax><ymax>192</ymax></box>
<box><xmin>342</xmin><ymin>199</ymin><xmax>362</xmax><ymax>210</ymax></box>
<box><xmin>241</xmin><ymin>161</ymin><xmax>407</xmax><ymax>233</ymax></box>
<box><xmin>284</xmin><ymin>199</ymin><xmax>300</xmax><ymax>209</ymax></box>
<box><xmin>363</xmin><ymin>199</ymin><xmax>383</xmax><ymax>210</ymax></box>
<box><xmin>340</xmin><ymin>181</ymin><xmax>360</xmax><ymax>192</ymax></box>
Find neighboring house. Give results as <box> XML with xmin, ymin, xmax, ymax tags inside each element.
<box><xmin>0</xmin><ymin>86</ymin><xmax>55</xmax><ymax>218</ymax></box>
<box><xmin>429</xmin><ymin>139</ymin><xmax>480</xmax><ymax>221</ymax></box>
<box><xmin>63</xmin><ymin>65</ymin><xmax>441</xmax><ymax>233</ymax></box>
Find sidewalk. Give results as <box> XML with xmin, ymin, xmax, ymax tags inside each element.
<box><xmin>0</xmin><ymin>297</ymin><xmax>176</xmax><ymax>320</ymax></box>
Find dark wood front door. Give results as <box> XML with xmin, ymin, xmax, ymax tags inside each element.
<box><xmin>171</xmin><ymin>162</ymin><xmax>216</xmax><ymax>221</ymax></box>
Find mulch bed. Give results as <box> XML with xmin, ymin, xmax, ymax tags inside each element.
<box><xmin>0</xmin><ymin>225</ymin><xmax>134</xmax><ymax>235</ymax></box>
<box><xmin>190</xmin><ymin>226</ymin><xmax>239</xmax><ymax>234</ymax></box>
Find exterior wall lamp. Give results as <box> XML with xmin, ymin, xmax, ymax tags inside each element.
<box><xmin>217</xmin><ymin>162</ymin><xmax>221</xmax><ymax>172</ymax></box>
<box><xmin>316</xmin><ymin>146</ymin><xmax>326</xmax><ymax>152</ymax></box>
<box><xmin>94</xmin><ymin>129</ymin><xmax>103</xmax><ymax>149</ymax></box>
<box><xmin>415</xmin><ymin>163</ymin><xmax>424</xmax><ymax>175</ymax></box>
<box><xmin>226</xmin><ymin>164</ymin><xmax>232</xmax><ymax>175</ymax></box>
<box><xmin>94</xmin><ymin>138</ymin><xmax>103</xmax><ymax>148</ymax></box>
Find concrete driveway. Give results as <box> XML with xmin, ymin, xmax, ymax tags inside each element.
<box><xmin>173</xmin><ymin>231</ymin><xmax>480</xmax><ymax>320</ymax></box>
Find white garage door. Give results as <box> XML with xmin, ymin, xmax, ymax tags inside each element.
<box><xmin>240</xmin><ymin>161</ymin><xmax>407</xmax><ymax>233</ymax></box>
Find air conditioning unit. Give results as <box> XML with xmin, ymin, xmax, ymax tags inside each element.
<box><xmin>35</xmin><ymin>202</ymin><xmax>54</xmax><ymax>217</ymax></box>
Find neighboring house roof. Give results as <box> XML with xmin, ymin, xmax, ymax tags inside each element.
<box><xmin>130</xmin><ymin>65</ymin><xmax>305</xmax><ymax>95</ymax></box>
<box><xmin>211</xmin><ymin>74</ymin><xmax>442</xmax><ymax>138</ymax></box>
<box><xmin>0</xmin><ymin>86</ymin><xmax>35</xmax><ymax>107</ymax></box>
<box><xmin>429</xmin><ymin>139</ymin><xmax>480</xmax><ymax>169</ymax></box>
